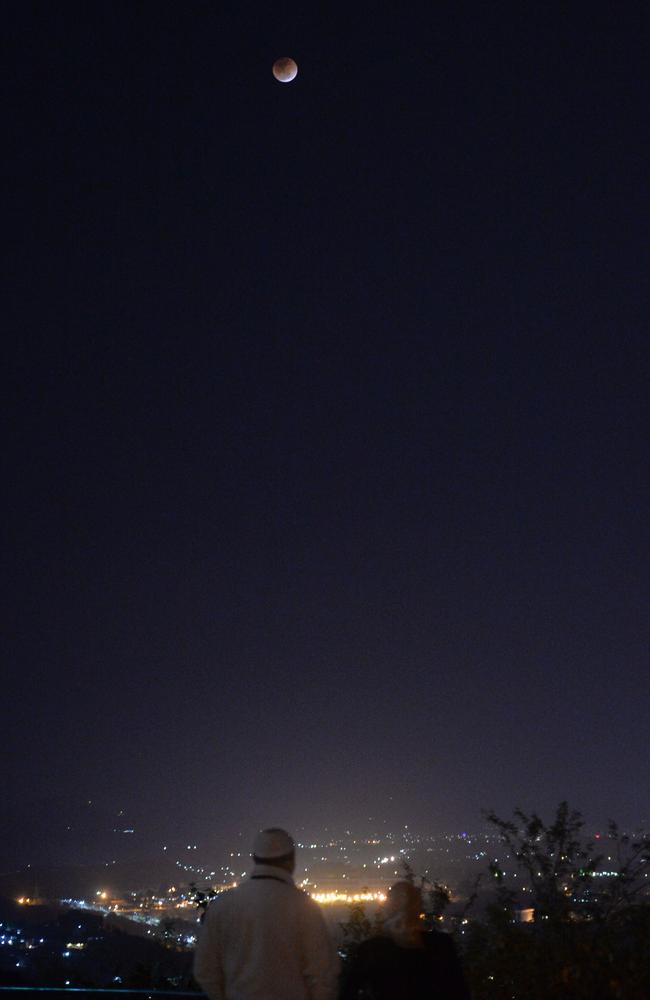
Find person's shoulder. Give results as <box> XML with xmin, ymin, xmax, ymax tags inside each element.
<box><xmin>424</xmin><ymin>928</ymin><xmax>459</xmax><ymax>956</ymax></box>
<box><xmin>296</xmin><ymin>887</ymin><xmax>326</xmax><ymax>916</ymax></box>
<box><xmin>203</xmin><ymin>887</ymin><xmax>236</xmax><ymax>919</ymax></box>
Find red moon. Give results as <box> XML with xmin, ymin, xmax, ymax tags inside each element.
<box><xmin>273</xmin><ymin>57</ymin><xmax>298</xmax><ymax>83</ymax></box>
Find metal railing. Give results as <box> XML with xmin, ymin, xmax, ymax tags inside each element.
<box><xmin>0</xmin><ymin>991</ymin><xmax>202</xmax><ymax>999</ymax></box>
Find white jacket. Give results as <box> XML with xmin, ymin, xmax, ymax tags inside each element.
<box><xmin>193</xmin><ymin>864</ymin><xmax>339</xmax><ymax>1000</ymax></box>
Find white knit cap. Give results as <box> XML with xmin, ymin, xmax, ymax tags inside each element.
<box><xmin>252</xmin><ymin>828</ymin><xmax>295</xmax><ymax>862</ymax></box>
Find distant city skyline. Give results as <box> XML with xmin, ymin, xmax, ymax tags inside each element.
<box><xmin>2</xmin><ymin>792</ymin><xmax>647</xmax><ymax>874</ymax></box>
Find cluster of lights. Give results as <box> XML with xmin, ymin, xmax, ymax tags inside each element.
<box><xmin>310</xmin><ymin>891</ymin><xmax>386</xmax><ymax>905</ymax></box>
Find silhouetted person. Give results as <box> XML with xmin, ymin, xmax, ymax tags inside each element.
<box><xmin>339</xmin><ymin>882</ymin><xmax>470</xmax><ymax>1000</ymax></box>
<box><xmin>194</xmin><ymin>827</ymin><xmax>338</xmax><ymax>1000</ymax></box>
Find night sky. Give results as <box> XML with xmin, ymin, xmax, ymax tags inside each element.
<box><xmin>3</xmin><ymin>2</ymin><xmax>649</xmax><ymax>865</ymax></box>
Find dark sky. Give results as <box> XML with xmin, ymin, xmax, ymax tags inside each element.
<box><xmin>3</xmin><ymin>1</ymin><xmax>649</xmax><ymax>864</ymax></box>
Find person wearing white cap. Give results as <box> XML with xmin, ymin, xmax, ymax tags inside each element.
<box><xmin>194</xmin><ymin>828</ymin><xmax>338</xmax><ymax>1000</ymax></box>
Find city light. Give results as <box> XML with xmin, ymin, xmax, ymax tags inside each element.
<box><xmin>309</xmin><ymin>891</ymin><xmax>386</xmax><ymax>905</ymax></box>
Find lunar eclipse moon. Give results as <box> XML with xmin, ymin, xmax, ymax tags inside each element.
<box><xmin>273</xmin><ymin>57</ymin><xmax>298</xmax><ymax>82</ymax></box>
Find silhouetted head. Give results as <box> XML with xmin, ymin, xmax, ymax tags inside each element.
<box><xmin>386</xmin><ymin>881</ymin><xmax>423</xmax><ymax>926</ymax></box>
<box><xmin>252</xmin><ymin>827</ymin><xmax>296</xmax><ymax>873</ymax></box>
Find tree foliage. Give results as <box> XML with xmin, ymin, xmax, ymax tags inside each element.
<box><xmin>463</xmin><ymin>802</ymin><xmax>650</xmax><ymax>999</ymax></box>
<box><xmin>338</xmin><ymin>803</ymin><xmax>650</xmax><ymax>999</ymax></box>
<box><xmin>188</xmin><ymin>881</ymin><xmax>219</xmax><ymax>921</ymax></box>
<box><xmin>484</xmin><ymin>800</ymin><xmax>598</xmax><ymax>923</ymax></box>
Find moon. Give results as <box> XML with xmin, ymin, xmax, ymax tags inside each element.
<box><xmin>273</xmin><ymin>57</ymin><xmax>298</xmax><ymax>83</ymax></box>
